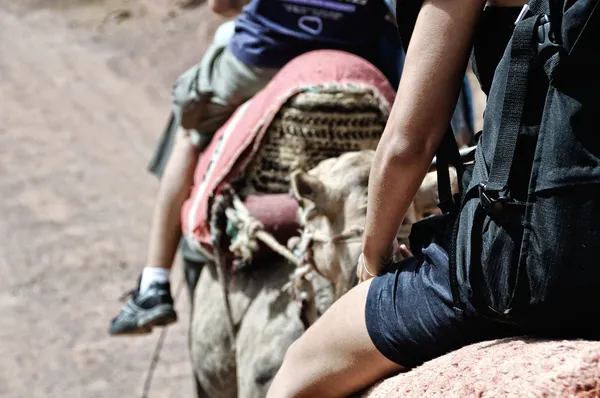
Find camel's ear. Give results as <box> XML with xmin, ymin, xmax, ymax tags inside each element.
<box><xmin>290</xmin><ymin>170</ymin><xmax>326</xmax><ymax>211</ymax></box>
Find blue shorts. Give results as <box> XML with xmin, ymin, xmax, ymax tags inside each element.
<box><xmin>365</xmin><ymin>242</ymin><xmax>521</xmax><ymax>368</ymax></box>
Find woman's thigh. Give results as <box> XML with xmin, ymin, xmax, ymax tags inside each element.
<box><xmin>268</xmin><ymin>243</ymin><xmax>521</xmax><ymax>397</ymax></box>
<box><xmin>267</xmin><ymin>279</ymin><xmax>404</xmax><ymax>398</ymax></box>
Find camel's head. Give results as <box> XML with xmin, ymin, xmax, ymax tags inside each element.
<box><xmin>290</xmin><ymin>150</ymin><xmax>374</xmax><ymax>298</ymax></box>
<box><xmin>290</xmin><ymin>150</ymin><xmax>457</xmax><ymax>299</ymax></box>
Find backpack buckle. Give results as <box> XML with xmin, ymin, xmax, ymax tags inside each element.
<box><xmin>478</xmin><ymin>183</ymin><xmax>511</xmax><ymax>219</ymax></box>
<box><xmin>536</xmin><ymin>15</ymin><xmax>562</xmax><ymax>62</ymax></box>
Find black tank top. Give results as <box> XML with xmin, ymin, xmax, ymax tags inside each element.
<box><xmin>471</xmin><ymin>6</ymin><xmax>524</xmax><ymax>96</ymax></box>
<box><xmin>395</xmin><ymin>0</ymin><xmax>523</xmax><ymax>96</ymax></box>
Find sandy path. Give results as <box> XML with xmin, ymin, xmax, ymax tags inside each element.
<box><xmin>0</xmin><ymin>1</ymin><xmax>226</xmax><ymax>397</ymax></box>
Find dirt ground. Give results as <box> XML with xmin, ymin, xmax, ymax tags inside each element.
<box><xmin>0</xmin><ymin>1</ymin><xmax>227</xmax><ymax>397</ymax></box>
<box><xmin>0</xmin><ymin>2</ymin><xmax>486</xmax><ymax>397</ymax></box>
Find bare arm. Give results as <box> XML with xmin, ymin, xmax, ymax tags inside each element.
<box><xmin>361</xmin><ymin>0</ymin><xmax>487</xmax><ymax>275</ymax></box>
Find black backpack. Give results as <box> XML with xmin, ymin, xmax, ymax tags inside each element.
<box><xmin>399</xmin><ymin>0</ymin><xmax>600</xmax><ymax>335</ymax></box>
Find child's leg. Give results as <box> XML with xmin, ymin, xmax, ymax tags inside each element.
<box><xmin>109</xmin><ymin>103</ymin><xmax>233</xmax><ymax>336</ymax></box>
<box><xmin>110</xmin><ymin>25</ymin><xmax>279</xmax><ymax>337</ymax></box>
<box><xmin>145</xmin><ymin>128</ymin><xmax>199</xmax><ymax>280</ymax></box>
<box><xmin>143</xmin><ymin>45</ymin><xmax>279</xmax><ymax>277</ymax></box>
<box><xmin>143</xmin><ymin>47</ymin><xmax>279</xmax><ymax>278</ymax></box>
<box><xmin>110</xmin><ymin>24</ymin><xmax>237</xmax><ymax>336</ymax></box>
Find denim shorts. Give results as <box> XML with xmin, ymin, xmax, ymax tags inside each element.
<box><xmin>365</xmin><ymin>242</ymin><xmax>521</xmax><ymax>368</ymax></box>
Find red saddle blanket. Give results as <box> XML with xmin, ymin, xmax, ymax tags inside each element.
<box><xmin>181</xmin><ymin>49</ymin><xmax>396</xmax><ymax>259</ymax></box>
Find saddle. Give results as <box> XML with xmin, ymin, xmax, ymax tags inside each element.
<box><xmin>181</xmin><ymin>49</ymin><xmax>396</xmax><ymax>267</ymax></box>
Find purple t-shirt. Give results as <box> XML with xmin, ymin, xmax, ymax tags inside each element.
<box><xmin>229</xmin><ymin>0</ymin><xmax>388</xmax><ymax>68</ymax></box>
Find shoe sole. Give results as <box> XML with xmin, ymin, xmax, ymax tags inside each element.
<box><xmin>111</xmin><ymin>305</ymin><xmax>178</xmax><ymax>336</ymax></box>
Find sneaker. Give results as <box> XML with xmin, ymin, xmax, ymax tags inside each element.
<box><xmin>109</xmin><ymin>280</ymin><xmax>178</xmax><ymax>336</ymax></box>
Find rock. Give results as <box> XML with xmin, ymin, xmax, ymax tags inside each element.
<box><xmin>363</xmin><ymin>338</ymin><xmax>600</xmax><ymax>397</ymax></box>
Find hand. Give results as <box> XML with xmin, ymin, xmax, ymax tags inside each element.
<box><xmin>398</xmin><ymin>244</ymin><xmax>413</xmax><ymax>259</ymax></box>
<box><xmin>356</xmin><ymin>243</ymin><xmax>414</xmax><ymax>283</ymax></box>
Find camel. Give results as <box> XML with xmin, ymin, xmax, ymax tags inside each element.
<box><xmin>187</xmin><ymin>254</ymin><xmax>303</xmax><ymax>398</ymax></box>
<box><xmin>186</xmin><ymin>149</ymin><xmax>449</xmax><ymax>398</ymax></box>
<box><xmin>289</xmin><ymin>150</ymin><xmax>457</xmax><ymax>299</ymax></box>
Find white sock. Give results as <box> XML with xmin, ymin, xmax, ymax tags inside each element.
<box><xmin>140</xmin><ymin>267</ymin><xmax>170</xmax><ymax>294</ymax></box>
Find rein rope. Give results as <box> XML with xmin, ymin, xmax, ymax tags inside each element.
<box><xmin>210</xmin><ymin>191</ymin><xmax>238</xmax><ymax>350</ymax></box>
<box><xmin>140</xmin><ymin>279</ymin><xmax>185</xmax><ymax>398</ymax></box>
<box><xmin>216</xmin><ymin>186</ymin><xmax>364</xmax><ymax>331</ymax></box>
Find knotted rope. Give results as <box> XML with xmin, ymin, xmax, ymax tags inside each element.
<box><xmin>209</xmin><ymin>190</ymin><xmax>237</xmax><ymax>349</ymax></box>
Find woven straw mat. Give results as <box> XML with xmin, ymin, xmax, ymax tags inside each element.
<box><xmin>239</xmin><ymin>84</ymin><xmax>388</xmax><ymax>195</ymax></box>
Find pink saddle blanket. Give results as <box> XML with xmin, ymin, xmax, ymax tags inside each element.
<box><xmin>181</xmin><ymin>49</ymin><xmax>396</xmax><ymax>260</ymax></box>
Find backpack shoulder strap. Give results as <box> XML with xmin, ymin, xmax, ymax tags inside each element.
<box><xmin>481</xmin><ymin>14</ymin><xmax>540</xmax><ymax>195</ymax></box>
<box><xmin>483</xmin><ymin>0</ymin><xmax>599</xmax><ymax>197</ymax></box>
